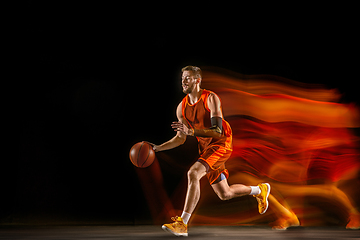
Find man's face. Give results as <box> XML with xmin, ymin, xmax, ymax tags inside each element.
<box><xmin>182</xmin><ymin>71</ymin><xmax>199</xmax><ymax>94</ymax></box>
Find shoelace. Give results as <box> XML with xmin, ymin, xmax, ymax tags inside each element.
<box><xmin>255</xmin><ymin>196</ymin><xmax>264</xmax><ymax>209</ymax></box>
<box><xmin>171</xmin><ymin>216</ymin><xmax>181</xmax><ymax>222</ymax></box>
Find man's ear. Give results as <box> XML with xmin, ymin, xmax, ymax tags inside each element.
<box><xmin>196</xmin><ymin>78</ymin><xmax>201</xmax><ymax>85</ymax></box>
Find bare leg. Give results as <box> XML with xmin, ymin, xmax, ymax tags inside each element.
<box><xmin>183</xmin><ymin>162</ymin><xmax>207</xmax><ymax>214</ymax></box>
<box><xmin>161</xmin><ymin>162</ymin><xmax>207</xmax><ymax>236</ymax></box>
<box><xmin>212</xmin><ymin>175</ymin><xmax>299</xmax><ymax>229</ymax></box>
<box><xmin>211</xmin><ymin>178</ymin><xmax>251</xmax><ymax>200</ymax></box>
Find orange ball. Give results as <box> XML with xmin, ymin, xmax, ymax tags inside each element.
<box><xmin>129</xmin><ymin>141</ymin><xmax>155</xmax><ymax>168</ymax></box>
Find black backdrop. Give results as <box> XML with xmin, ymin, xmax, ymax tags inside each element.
<box><xmin>7</xmin><ymin>2</ymin><xmax>359</xmax><ymax>225</ymax></box>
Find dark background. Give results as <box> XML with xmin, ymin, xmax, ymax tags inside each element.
<box><xmin>6</xmin><ymin>2</ymin><xmax>359</xmax><ymax>225</ymax></box>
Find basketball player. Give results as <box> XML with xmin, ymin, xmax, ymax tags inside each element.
<box><xmin>151</xmin><ymin>66</ymin><xmax>270</xmax><ymax>236</ymax></box>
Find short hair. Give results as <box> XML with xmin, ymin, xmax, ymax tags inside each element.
<box><xmin>181</xmin><ymin>65</ymin><xmax>202</xmax><ymax>80</ymax></box>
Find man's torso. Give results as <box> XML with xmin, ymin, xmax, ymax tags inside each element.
<box><xmin>181</xmin><ymin>89</ymin><xmax>232</xmax><ymax>153</ymax></box>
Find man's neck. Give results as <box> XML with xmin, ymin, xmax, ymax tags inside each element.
<box><xmin>188</xmin><ymin>87</ymin><xmax>203</xmax><ymax>105</ymax></box>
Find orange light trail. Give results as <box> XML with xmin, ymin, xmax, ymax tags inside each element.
<box><xmin>136</xmin><ymin>67</ymin><xmax>360</xmax><ymax>228</ymax></box>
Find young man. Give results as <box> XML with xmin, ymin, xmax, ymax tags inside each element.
<box><xmin>152</xmin><ymin>66</ymin><xmax>270</xmax><ymax>237</ymax></box>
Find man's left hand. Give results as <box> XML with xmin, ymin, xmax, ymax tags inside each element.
<box><xmin>171</xmin><ymin>121</ymin><xmax>193</xmax><ymax>136</ymax></box>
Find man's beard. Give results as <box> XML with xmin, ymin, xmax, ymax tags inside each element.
<box><xmin>183</xmin><ymin>84</ymin><xmax>195</xmax><ymax>94</ymax></box>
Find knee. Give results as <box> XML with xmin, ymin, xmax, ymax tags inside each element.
<box><xmin>187</xmin><ymin>169</ymin><xmax>199</xmax><ymax>182</ymax></box>
<box><xmin>187</xmin><ymin>168</ymin><xmax>204</xmax><ymax>182</ymax></box>
<box><xmin>187</xmin><ymin>162</ymin><xmax>207</xmax><ymax>182</ymax></box>
<box><xmin>217</xmin><ymin>191</ymin><xmax>232</xmax><ymax>201</ymax></box>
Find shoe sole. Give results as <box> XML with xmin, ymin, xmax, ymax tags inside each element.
<box><xmin>162</xmin><ymin>225</ymin><xmax>188</xmax><ymax>237</ymax></box>
<box><xmin>260</xmin><ymin>183</ymin><xmax>271</xmax><ymax>215</ymax></box>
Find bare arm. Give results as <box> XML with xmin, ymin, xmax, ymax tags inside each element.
<box><xmin>152</xmin><ymin>102</ymin><xmax>187</xmax><ymax>152</ymax></box>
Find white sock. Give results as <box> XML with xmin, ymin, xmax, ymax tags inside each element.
<box><xmin>249</xmin><ymin>186</ymin><xmax>261</xmax><ymax>196</ymax></box>
<box><xmin>181</xmin><ymin>211</ymin><xmax>191</xmax><ymax>225</ymax></box>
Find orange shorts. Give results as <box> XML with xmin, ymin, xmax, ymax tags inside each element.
<box><xmin>198</xmin><ymin>145</ymin><xmax>233</xmax><ymax>184</ymax></box>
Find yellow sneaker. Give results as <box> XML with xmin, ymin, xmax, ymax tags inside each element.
<box><xmin>253</xmin><ymin>183</ymin><xmax>270</xmax><ymax>214</ymax></box>
<box><xmin>162</xmin><ymin>216</ymin><xmax>188</xmax><ymax>237</ymax></box>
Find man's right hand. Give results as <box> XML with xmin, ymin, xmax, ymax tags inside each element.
<box><xmin>152</xmin><ymin>145</ymin><xmax>160</xmax><ymax>152</ymax></box>
<box><xmin>144</xmin><ymin>141</ymin><xmax>159</xmax><ymax>152</ymax></box>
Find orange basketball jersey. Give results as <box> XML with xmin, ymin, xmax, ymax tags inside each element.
<box><xmin>181</xmin><ymin>89</ymin><xmax>233</xmax><ymax>154</ymax></box>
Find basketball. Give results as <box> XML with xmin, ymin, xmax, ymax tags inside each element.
<box><xmin>129</xmin><ymin>141</ymin><xmax>155</xmax><ymax>168</ymax></box>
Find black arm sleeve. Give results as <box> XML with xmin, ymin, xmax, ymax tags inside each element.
<box><xmin>210</xmin><ymin>116</ymin><xmax>223</xmax><ymax>134</ymax></box>
<box><xmin>192</xmin><ymin>116</ymin><xmax>223</xmax><ymax>138</ymax></box>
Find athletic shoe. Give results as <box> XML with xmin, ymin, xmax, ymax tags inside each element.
<box><xmin>253</xmin><ymin>183</ymin><xmax>270</xmax><ymax>214</ymax></box>
<box><xmin>162</xmin><ymin>216</ymin><xmax>188</xmax><ymax>237</ymax></box>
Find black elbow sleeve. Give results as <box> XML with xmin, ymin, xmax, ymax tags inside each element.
<box><xmin>210</xmin><ymin>116</ymin><xmax>223</xmax><ymax>134</ymax></box>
